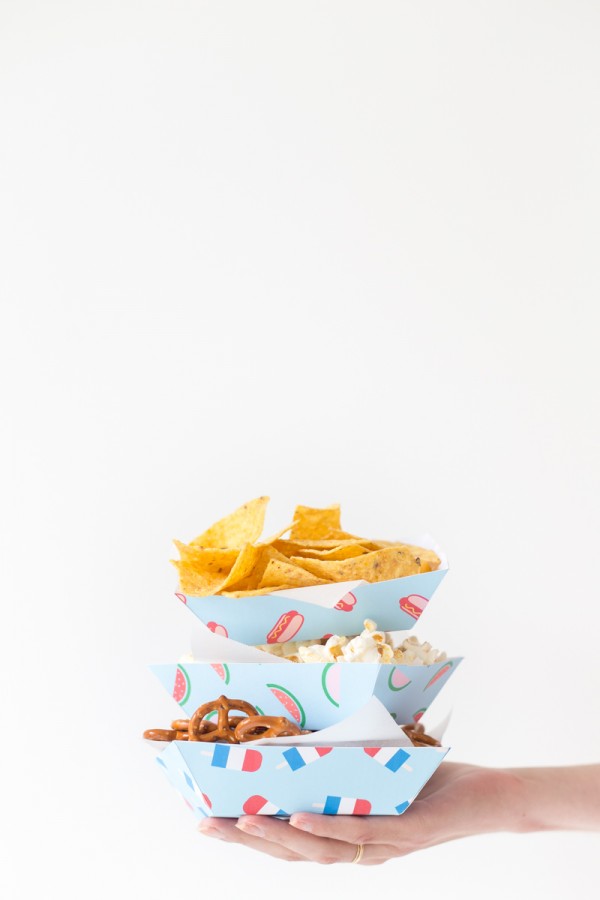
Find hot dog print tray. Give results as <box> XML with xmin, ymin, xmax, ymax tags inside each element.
<box><xmin>178</xmin><ymin>564</ymin><xmax>448</xmax><ymax>645</ymax></box>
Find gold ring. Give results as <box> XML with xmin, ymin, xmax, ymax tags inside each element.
<box><xmin>351</xmin><ymin>843</ymin><xmax>364</xmax><ymax>864</ymax></box>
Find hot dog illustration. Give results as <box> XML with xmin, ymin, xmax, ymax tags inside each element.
<box><xmin>334</xmin><ymin>591</ymin><xmax>357</xmax><ymax>612</ymax></box>
<box><xmin>399</xmin><ymin>594</ymin><xmax>428</xmax><ymax>620</ymax></box>
<box><xmin>266</xmin><ymin>610</ymin><xmax>304</xmax><ymax>644</ymax></box>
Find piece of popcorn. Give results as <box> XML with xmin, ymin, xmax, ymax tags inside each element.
<box><xmin>392</xmin><ymin>635</ymin><xmax>446</xmax><ymax>666</ymax></box>
<box><xmin>377</xmin><ymin>643</ymin><xmax>394</xmax><ymax>663</ymax></box>
<box><xmin>298</xmin><ymin>644</ymin><xmax>333</xmax><ymax>663</ymax></box>
<box><xmin>325</xmin><ymin>634</ymin><xmax>348</xmax><ymax>653</ymax></box>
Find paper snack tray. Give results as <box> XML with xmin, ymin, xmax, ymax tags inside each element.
<box><xmin>151</xmin><ymin>657</ymin><xmax>462</xmax><ymax>731</ymax></box>
<box><xmin>177</xmin><ymin>555</ymin><xmax>448</xmax><ymax>645</ymax></box>
<box><xmin>154</xmin><ymin>740</ymin><xmax>448</xmax><ymax>818</ymax></box>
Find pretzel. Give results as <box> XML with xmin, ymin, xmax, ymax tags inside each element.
<box><xmin>143</xmin><ymin>728</ymin><xmax>179</xmax><ymax>741</ymax></box>
<box><xmin>234</xmin><ymin>715</ymin><xmax>302</xmax><ymax>742</ymax></box>
<box><xmin>171</xmin><ymin>718</ymin><xmax>190</xmax><ymax>731</ymax></box>
<box><xmin>187</xmin><ymin>695</ymin><xmax>259</xmax><ymax>743</ymax></box>
<box><xmin>401</xmin><ymin>723</ymin><xmax>441</xmax><ymax>747</ymax></box>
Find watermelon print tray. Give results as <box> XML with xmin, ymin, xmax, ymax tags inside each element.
<box><xmin>178</xmin><ymin>565</ymin><xmax>448</xmax><ymax>645</ymax></box>
<box><xmin>154</xmin><ymin>740</ymin><xmax>448</xmax><ymax>818</ymax></box>
<box><xmin>151</xmin><ymin>657</ymin><xmax>462</xmax><ymax>731</ymax></box>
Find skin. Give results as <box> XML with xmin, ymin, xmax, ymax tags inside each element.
<box><xmin>198</xmin><ymin>762</ymin><xmax>600</xmax><ymax>865</ymax></box>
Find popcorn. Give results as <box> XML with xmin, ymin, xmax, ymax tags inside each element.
<box><xmin>392</xmin><ymin>636</ymin><xmax>447</xmax><ymax>666</ymax></box>
<box><xmin>257</xmin><ymin>620</ymin><xmax>445</xmax><ymax>665</ymax></box>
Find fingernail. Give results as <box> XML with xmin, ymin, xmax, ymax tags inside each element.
<box><xmin>290</xmin><ymin>815</ymin><xmax>311</xmax><ymax>832</ymax></box>
<box><xmin>236</xmin><ymin>819</ymin><xmax>264</xmax><ymax>838</ymax></box>
<box><xmin>198</xmin><ymin>821</ymin><xmax>223</xmax><ymax>838</ymax></box>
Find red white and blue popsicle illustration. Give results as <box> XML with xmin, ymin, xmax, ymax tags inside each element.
<box><xmin>319</xmin><ymin>796</ymin><xmax>372</xmax><ymax>815</ymax></box>
<box><xmin>243</xmin><ymin>795</ymin><xmax>288</xmax><ymax>816</ymax></box>
<box><xmin>280</xmin><ymin>747</ymin><xmax>333</xmax><ymax>771</ymax></box>
<box><xmin>363</xmin><ymin>747</ymin><xmax>411</xmax><ymax>772</ymax></box>
<box><xmin>210</xmin><ymin>744</ymin><xmax>263</xmax><ymax>773</ymax></box>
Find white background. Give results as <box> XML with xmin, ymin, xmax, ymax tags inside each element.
<box><xmin>2</xmin><ymin>1</ymin><xmax>599</xmax><ymax>897</ymax></box>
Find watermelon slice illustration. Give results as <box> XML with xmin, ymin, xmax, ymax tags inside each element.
<box><xmin>424</xmin><ymin>660</ymin><xmax>453</xmax><ymax>690</ymax></box>
<box><xmin>173</xmin><ymin>665</ymin><xmax>191</xmax><ymax>705</ymax></box>
<box><xmin>388</xmin><ymin>667</ymin><xmax>411</xmax><ymax>692</ymax></box>
<box><xmin>210</xmin><ymin>663</ymin><xmax>230</xmax><ymax>684</ymax></box>
<box><xmin>266</xmin><ymin>684</ymin><xmax>305</xmax><ymax>728</ymax></box>
<box><xmin>412</xmin><ymin>707</ymin><xmax>426</xmax><ymax>722</ymax></box>
<box><xmin>175</xmin><ymin>592</ymin><xmax>187</xmax><ymax>605</ymax></box>
<box><xmin>322</xmin><ymin>663</ymin><xmax>341</xmax><ymax>708</ymax></box>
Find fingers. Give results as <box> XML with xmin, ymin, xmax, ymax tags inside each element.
<box><xmin>198</xmin><ymin>818</ymin><xmax>305</xmax><ymax>862</ymax></box>
<box><xmin>236</xmin><ymin>815</ymin><xmax>364</xmax><ymax>864</ymax></box>
<box><xmin>199</xmin><ymin>816</ymin><xmax>387</xmax><ymax>864</ymax></box>
<box><xmin>289</xmin><ymin>812</ymin><xmax>392</xmax><ymax>846</ymax></box>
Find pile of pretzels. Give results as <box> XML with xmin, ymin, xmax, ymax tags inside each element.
<box><xmin>144</xmin><ymin>694</ymin><xmax>441</xmax><ymax>747</ymax></box>
<box><xmin>143</xmin><ymin>695</ymin><xmax>308</xmax><ymax>744</ymax></box>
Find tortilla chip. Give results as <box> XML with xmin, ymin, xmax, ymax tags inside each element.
<box><xmin>272</xmin><ymin>539</ymin><xmax>362</xmax><ymax>556</ymax></box>
<box><xmin>318</xmin><ymin>529</ymin><xmax>364</xmax><ymax>542</ymax></box>
<box><xmin>173</xmin><ymin>541</ymin><xmax>238</xmax><ymax>569</ymax></box>
<box><xmin>171</xmin><ymin>559</ymin><xmax>228</xmax><ymax>596</ymax></box>
<box><xmin>215</xmin><ymin>543</ymin><xmax>265</xmax><ymax>593</ymax></box>
<box><xmin>358</xmin><ymin>540</ymin><xmax>440</xmax><ymax>568</ymax></box>
<box><xmin>289</xmin><ymin>505</ymin><xmax>342</xmax><ymax>540</ymax></box>
<box><xmin>368</xmin><ymin>542</ymin><xmax>440</xmax><ymax>569</ymax></box>
<box><xmin>171</xmin><ymin>544</ymin><xmax>240</xmax><ymax>595</ymax></box>
<box><xmin>220</xmin><ymin>585</ymin><xmax>296</xmax><ymax>598</ymax></box>
<box><xmin>262</xmin><ymin>522</ymin><xmax>296</xmax><ymax>544</ymax></box>
<box><xmin>412</xmin><ymin>548</ymin><xmax>441</xmax><ymax>572</ymax></box>
<box><xmin>258</xmin><ymin>558</ymin><xmax>331</xmax><ymax>590</ymax></box>
<box><xmin>230</xmin><ymin>545</ymin><xmax>291</xmax><ymax>591</ymax></box>
<box><xmin>189</xmin><ymin>496</ymin><xmax>269</xmax><ymax>548</ymax></box>
<box><xmin>294</xmin><ymin>544</ymin><xmax>369</xmax><ymax>561</ymax></box>
<box><xmin>290</xmin><ymin>547</ymin><xmax>428</xmax><ymax>583</ymax></box>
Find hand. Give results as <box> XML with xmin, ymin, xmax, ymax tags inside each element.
<box><xmin>197</xmin><ymin>763</ymin><xmax>522</xmax><ymax>865</ymax></box>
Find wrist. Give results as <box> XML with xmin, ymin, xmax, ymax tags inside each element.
<box><xmin>473</xmin><ymin>767</ymin><xmax>528</xmax><ymax>834</ymax></box>
<box><xmin>504</xmin><ymin>765</ymin><xmax>600</xmax><ymax>834</ymax></box>
<box><xmin>501</xmin><ymin>768</ymin><xmax>546</xmax><ymax>834</ymax></box>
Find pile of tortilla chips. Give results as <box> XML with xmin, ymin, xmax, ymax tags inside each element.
<box><xmin>172</xmin><ymin>498</ymin><xmax>441</xmax><ymax>598</ymax></box>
